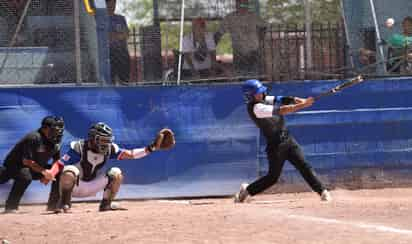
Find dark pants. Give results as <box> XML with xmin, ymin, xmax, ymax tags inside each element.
<box><xmin>0</xmin><ymin>165</ymin><xmax>43</xmax><ymax>210</ymax></box>
<box><xmin>46</xmin><ymin>174</ymin><xmax>60</xmax><ymax>210</ymax></box>
<box><xmin>181</xmin><ymin>69</ymin><xmax>211</xmax><ymax>80</ymax></box>
<box><xmin>247</xmin><ymin>136</ymin><xmax>326</xmax><ymax>196</ymax></box>
<box><xmin>110</xmin><ymin>48</ymin><xmax>131</xmax><ymax>83</ymax></box>
<box><xmin>234</xmin><ymin>50</ymin><xmax>260</xmax><ymax>76</ymax></box>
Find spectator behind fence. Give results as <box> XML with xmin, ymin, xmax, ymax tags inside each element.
<box><xmin>386</xmin><ymin>16</ymin><xmax>412</xmax><ymax>73</ymax></box>
<box><xmin>215</xmin><ymin>0</ymin><xmax>267</xmax><ymax>77</ymax></box>
<box><xmin>107</xmin><ymin>0</ymin><xmax>130</xmax><ymax>83</ymax></box>
<box><xmin>359</xmin><ymin>17</ymin><xmax>412</xmax><ymax>74</ymax></box>
<box><xmin>181</xmin><ymin>18</ymin><xmax>217</xmax><ymax>80</ymax></box>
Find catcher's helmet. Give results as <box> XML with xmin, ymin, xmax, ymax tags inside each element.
<box><xmin>88</xmin><ymin>122</ymin><xmax>113</xmax><ymax>154</ymax></box>
<box><xmin>41</xmin><ymin>116</ymin><xmax>65</xmax><ymax>145</ymax></box>
<box><xmin>242</xmin><ymin>79</ymin><xmax>267</xmax><ymax>102</ymax></box>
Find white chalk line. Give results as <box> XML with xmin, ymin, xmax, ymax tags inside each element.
<box><xmin>283</xmin><ymin>213</ymin><xmax>412</xmax><ymax>235</ymax></box>
<box><xmin>158</xmin><ymin>200</ymin><xmax>412</xmax><ymax>235</ymax></box>
<box><xmin>157</xmin><ymin>200</ymin><xmax>191</xmax><ymax>204</ymax></box>
<box><xmin>252</xmin><ymin>200</ymin><xmax>298</xmax><ymax>204</ymax></box>
<box><xmin>156</xmin><ymin>200</ymin><xmax>214</xmax><ymax>205</ymax></box>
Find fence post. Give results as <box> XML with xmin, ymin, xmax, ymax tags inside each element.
<box><xmin>132</xmin><ymin>26</ymin><xmax>138</xmax><ymax>83</ymax></box>
<box><xmin>304</xmin><ymin>0</ymin><xmax>313</xmax><ymax>77</ymax></box>
<box><xmin>74</xmin><ymin>0</ymin><xmax>82</xmax><ymax>85</ymax></box>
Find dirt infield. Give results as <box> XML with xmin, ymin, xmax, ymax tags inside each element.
<box><xmin>1</xmin><ymin>188</ymin><xmax>412</xmax><ymax>244</ymax></box>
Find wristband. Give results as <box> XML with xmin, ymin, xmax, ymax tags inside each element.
<box><xmin>50</xmin><ymin>161</ymin><xmax>64</xmax><ymax>177</ymax></box>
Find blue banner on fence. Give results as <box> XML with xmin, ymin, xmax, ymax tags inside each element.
<box><xmin>0</xmin><ymin>78</ymin><xmax>412</xmax><ymax>203</ymax></box>
<box><xmin>0</xmin><ymin>84</ymin><xmax>258</xmax><ymax>203</ymax></box>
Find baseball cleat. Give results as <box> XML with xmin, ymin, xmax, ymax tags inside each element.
<box><xmin>62</xmin><ymin>204</ymin><xmax>72</xmax><ymax>213</ymax></box>
<box><xmin>51</xmin><ymin>204</ymin><xmax>71</xmax><ymax>214</ymax></box>
<box><xmin>234</xmin><ymin>183</ymin><xmax>249</xmax><ymax>203</ymax></box>
<box><xmin>99</xmin><ymin>200</ymin><xmax>128</xmax><ymax>211</ymax></box>
<box><xmin>320</xmin><ymin>189</ymin><xmax>332</xmax><ymax>202</ymax></box>
<box><xmin>3</xmin><ymin>209</ymin><xmax>18</xmax><ymax>214</ymax></box>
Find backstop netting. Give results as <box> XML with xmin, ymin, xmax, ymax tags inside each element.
<box><xmin>342</xmin><ymin>0</ymin><xmax>412</xmax><ymax>77</ymax></box>
<box><xmin>1</xmin><ymin>0</ymin><xmax>411</xmax><ymax>85</ymax></box>
<box><xmin>0</xmin><ymin>0</ymin><xmax>99</xmax><ymax>85</ymax></box>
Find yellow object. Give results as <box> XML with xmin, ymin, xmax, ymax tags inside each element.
<box><xmin>83</xmin><ymin>0</ymin><xmax>96</xmax><ymax>15</ymax></box>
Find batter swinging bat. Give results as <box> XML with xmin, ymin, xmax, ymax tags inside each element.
<box><xmin>314</xmin><ymin>75</ymin><xmax>363</xmax><ymax>100</ymax></box>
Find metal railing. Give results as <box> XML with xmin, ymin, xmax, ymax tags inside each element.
<box><xmin>128</xmin><ymin>22</ymin><xmax>347</xmax><ymax>85</ymax></box>
<box><xmin>263</xmin><ymin>22</ymin><xmax>346</xmax><ymax>82</ymax></box>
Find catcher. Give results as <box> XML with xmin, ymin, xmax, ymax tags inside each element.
<box><xmin>47</xmin><ymin>122</ymin><xmax>175</xmax><ymax>213</ymax></box>
<box><xmin>235</xmin><ymin>79</ymin><xmax>332</xmax><ymax>203</ymax></box>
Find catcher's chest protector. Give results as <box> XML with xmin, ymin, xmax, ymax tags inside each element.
<box><xmin>73</xmin><ymin>140</ymin><xmax>111</xmax><ymax>182</ymax></box>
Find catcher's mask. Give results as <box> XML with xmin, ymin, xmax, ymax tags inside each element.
<box><xmin>242</xmin><ymin>79</ymin><xmax>267</xmax><ymax>103</ymax></box>
<box><xmin>88</xmin><ymin>122</ymin><xmax>114</xmax><ymax>154</ymax></box>
<box><xmin>41</xmin><ymin>116</ymin><xmax>65</xmax><ymax>145</ymax></box>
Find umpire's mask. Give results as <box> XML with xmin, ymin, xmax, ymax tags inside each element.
<box><xmin>41</xmin><ymin>116</ymin><xmax>65</xmax><ymax>145</ymax></box>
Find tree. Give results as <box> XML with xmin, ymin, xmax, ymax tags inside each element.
<box><xmin>263</xmin><ymin>0</ymin><xmax>341</xmax><ymax>25</ymax></box>
<box><xmin>117</xmin><ymin>0</ymin><xmax>154</xmax><ymax>26</ymax></box>
<box><xmin>120</xmin><ymin>0</ymin><xmax>341</xmax><ymax>55</ymax></box>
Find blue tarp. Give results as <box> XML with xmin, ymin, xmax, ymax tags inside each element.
<box><xmin>0</xmin><ymin>78</ymin><xmax>412</xmax><ymax>203</ymax></box>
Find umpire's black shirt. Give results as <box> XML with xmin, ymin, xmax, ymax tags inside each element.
<box><xmin>3</xmin><ymin>129</ymin><xmax>61</xmax><ymax>172</ymax></box>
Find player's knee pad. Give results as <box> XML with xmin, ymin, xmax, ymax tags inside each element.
<box><xmin>60</xmin><ymin>166</ymin><xmax>79</xmax><ymax>189</ymax></box>
<box><xmin>104</xmin><ymin>167</ymin><xmax>123</xmax><ymax>193</ymax></box>
<box><xmin>103</xmin><ymin>168</ymin><xmax>123</xmax><ymax>201</ymax></box>
<box><xmin>62</xmin><ymin>165</ymin><xmax>80</xmax><ymax>177</ymax></box>
<box><xmin>106</xmin><ymin>167</ymin><xmax>123</xmax><ymax>183</ymax></box>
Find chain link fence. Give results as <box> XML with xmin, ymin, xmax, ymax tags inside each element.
<box><xmin>0</xmin><ymin>0</ymin><xmax>411</xmax><ymax>85</ymax></box>
<box><xmin>133</xmin><ymin>0</ymin><xmax>346</xmax><ymax>84</ymax></box>
<box><xmin>0</xmin><ymin>0</ymin><xmax>101</xmax><ymax>85</ymax></box>
<box><xmin>342</xmin><ymin>0</ymin><xmax>412</xmax><ymax>77</ymax></box>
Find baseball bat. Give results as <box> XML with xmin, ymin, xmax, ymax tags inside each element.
<box><xmin>314</xmin><ymin>75</ymin><xmax>364</xmax><ymax>100</ymax></box>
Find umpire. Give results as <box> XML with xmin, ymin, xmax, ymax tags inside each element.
<box><xmin>235</xmin><ymin>80</ymin><xmax>332</xmax><ymax>203</ymax></box>
<box><xmin>0</xmin><ymin>116</ymin><xmax>65</xmax><ymax>213</ymax></box>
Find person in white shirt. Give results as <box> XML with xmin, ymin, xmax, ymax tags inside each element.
<box><xmin>181</xmin><ymin>18</ymin><xmax>217</xmax><ymax>79</ymax></box>
<box><xmin>215</xmin><ymin>0</ymin><xmax>267</xmax><ymax>76</ymax></box>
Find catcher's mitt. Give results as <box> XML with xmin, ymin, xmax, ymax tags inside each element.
<box><xmin>151</xmin><ymin>128</ymin><xmax>176</xmax><ymax>151</ymax></box>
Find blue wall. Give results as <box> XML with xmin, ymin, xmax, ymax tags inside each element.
<box><xmin>0</xmin><ymin>84</ymin><xmax>258</xmax><ymax>203</ymax></box>
<box><xmin>1</xmin><ymin>78</ymin><xmax>412</xmax><ymax>203</ymax></box>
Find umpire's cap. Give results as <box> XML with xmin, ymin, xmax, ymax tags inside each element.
<box><xmin>41</xmin><ymin>116</ymin><xmax>64</xmax><ymax>145</ymax></box>
<box><xmin>41</xmin><ymin>115</ymin><xmax>64</xmax><ymax>128</ymax></box>
<box><xmin>41</xmin><ymin>116</ymin><xmax>64</xmax><ymax>128</ymax></box>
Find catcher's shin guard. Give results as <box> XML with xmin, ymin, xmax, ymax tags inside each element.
<box><xmin>100</xmin><ymin>167</ymin><xmax>123</xmax><ymax>211</ymax></box>
<box><xmin>57</xmin><ymin>166</ymin><xmax>79</xmax><ymax>213</ymax></box>
<box><xmin>99</xmin><ymin>199</ymin><xmax>114</xmax><ymax>211</ymax></box>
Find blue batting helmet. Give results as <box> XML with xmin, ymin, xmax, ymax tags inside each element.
<box><xmin>242</xmin><ymin>79</ymin><xmax>267</xmax><ymax>102</ymax></box>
